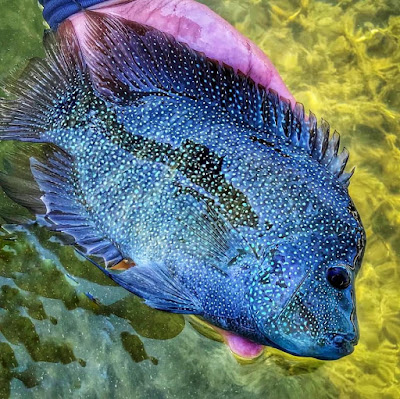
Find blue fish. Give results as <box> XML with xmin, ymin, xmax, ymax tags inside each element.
<box><xmin>0</xmin><ymin>12</ymin><xmax>365</xmax><ymax>360</ymax></box>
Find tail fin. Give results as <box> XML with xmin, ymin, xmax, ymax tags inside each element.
<box><xmin>0</xmin><ymin>23</ymin><xmax>88</xmax><ymax>142</ymax></box>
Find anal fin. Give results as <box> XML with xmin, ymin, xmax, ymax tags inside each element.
<box><xmin>79</xmin><ymin>250</ymin><xmax>202</xmax><ymax>315</ymax></box>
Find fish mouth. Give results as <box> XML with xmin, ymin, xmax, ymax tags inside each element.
<box><xmin>310</xmin><ymin>332</ymin><xmax>358</xmax><ymax>360</ymax></box>
<box><xmin>320</xmin><ymin>331</ymin><xmax>358</xmax><ymax>346</ymax></box>
<box><xmin>315</xmin><ymin>342</ymin><xmax>355</xmax><ymax>360</ymax></box>
<box><xmin>264</xmin><ymin>327</ymin><xmax>358</xmax><ymax>360</ymax></box>
<box><xmin>281</xmin><ymin>339</ymin><xmax>355</xmax><ymax>361</ymax></box>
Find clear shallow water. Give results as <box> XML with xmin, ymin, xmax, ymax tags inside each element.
<box><xmin>0</xmin><ymin>0</ymin><xmax>399</xmax><ymax>398</ymax></box>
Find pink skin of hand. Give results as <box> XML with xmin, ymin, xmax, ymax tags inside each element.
<box><xmin>60</xmin><ymin>0</ymin><xmax>296</xmax><ymax>359</ymax></box>
<box><xmin>217</xmin><ymin>329</ymin><xmax>264</xmax><ymax>359</ymax></box>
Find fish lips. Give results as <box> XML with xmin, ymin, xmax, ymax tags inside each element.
<box><xmin>303</xmin><ymin>331</ymin><xmax>358</xmax><ymax>360</ymax></box>
<box><xmin>313</xmin><ymin>332</ymin><xmax>358</xmax><ymax>360</ymax></box>
<box><xmin>271</xmin><ymin>337</ymin><xmax>357</xmax><ymax>361</ymax></box>
<box><xmin>263</xmin><ymin>326</ymin><xmax>359</xmax><ymax>360</ymax></box>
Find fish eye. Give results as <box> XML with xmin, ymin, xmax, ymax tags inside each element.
<box><xmin>326</xmin><ymin>266</ymin><xmax>351</xmax><ymax>289</ymax></box>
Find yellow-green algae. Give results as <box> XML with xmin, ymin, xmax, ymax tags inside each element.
<box><xmin>0</xmin><ymin>0</ymin><xmax>399</xmax><ymax>398</ymax></box>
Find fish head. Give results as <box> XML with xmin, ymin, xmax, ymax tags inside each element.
<box><xmin>248</xmin><ymin>207</ymin><xmax>366</xmax><ymax>360</ymax></box>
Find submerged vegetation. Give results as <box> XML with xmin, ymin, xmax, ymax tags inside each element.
<box><xmin>0</xmin><ymin>0</ymin><xmax>399</xmax><ymax>397</ymax></box>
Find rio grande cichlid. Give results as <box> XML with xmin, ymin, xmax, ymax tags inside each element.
<box><xmin>0</xmin><ymin>3</ymin><xmax>366</xmax><ymax>360</ymax></box>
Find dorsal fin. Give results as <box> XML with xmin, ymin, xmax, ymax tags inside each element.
<box><xmin>84</xmin><ymin>11</ymin><xmax>353</xmax><ymax>187</ymax></box>
<box><xmin>1</xmin><ymin>12</ymin><xmax>353</xmax><ymax>187</ymax></box>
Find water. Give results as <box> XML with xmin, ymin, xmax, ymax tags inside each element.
<box><xmin>0</xmin><ymin>0</ymin><xmax>399</xmax><ymax>398</ymax></box>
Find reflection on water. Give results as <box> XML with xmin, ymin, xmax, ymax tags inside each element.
<box><xmin>0</xmin><ymin>0</ymin><xmax>399</xmax><ymax>398</ymax></box>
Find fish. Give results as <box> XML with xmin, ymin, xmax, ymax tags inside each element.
<box><xmin>0</xmin><ymin>4</ymin><xmax>366</xmax><ymax>361</ymax></box>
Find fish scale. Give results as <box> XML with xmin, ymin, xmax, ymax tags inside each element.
<box><xmin>0</xmin><ymin>12</ymin><xmax>365</xmax><ymax>360</ymax></box>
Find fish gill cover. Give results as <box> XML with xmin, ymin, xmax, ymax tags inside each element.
<box><xmin>0</xmin><ymin>0</ymin><xmax>398</xmax><ymax>398</ymax></box>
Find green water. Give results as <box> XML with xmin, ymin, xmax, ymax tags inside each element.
<box><xmin>0</xmin><ymin>0</ymin><xmax>399</xmax><ymax>398</ymax></box>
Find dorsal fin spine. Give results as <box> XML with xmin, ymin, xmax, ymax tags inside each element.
<box><xmin>1</xmin><ymin>12</ymin><xmax>353</xmax><ymax>187</ymax></box>
<box><xmin>307</xmin><ymin>112</ymin><xmax>318</xmax><ymax>152</ymax></box>
<box><xmin>338</xmin><ymin>167</ymin><xmax>354</xmax><ymax>187</ymax></box>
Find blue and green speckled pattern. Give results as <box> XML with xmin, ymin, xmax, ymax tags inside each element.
<box><xmin>1</xmin><ymin>10</ymin><xmax>364</xmax><ymax>361</ymax></box>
